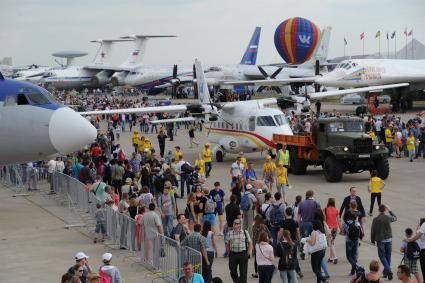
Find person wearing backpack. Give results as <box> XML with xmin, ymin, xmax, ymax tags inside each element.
<box><xmin>269</xmin><ymin>192</ymin><xmax>286</xmax><ymax>248</ymax></box>
<box><xmin>371</xmin><ymin>204</ymin><xmax>397</xmax><ymax>280</ymax></box>
<box><xmin>202</xmin><ymin>188</ymin><xmax>217</xmax><ymax>233</ymax></box>
<box><xmin>277</xmin><ymin>230</ymin><xmax>298</xmax><ymax>283</ymax></box>
<box><xmin>342</xmin><ymin>211</ymin><xmax>362</xmax><ymax>277</ymax></box>
<box><xmin>405</xmin><ymin>218</ymin><xmax>425</xmax><ymax>280</ymax></box>
<box><xmin>99</xmin><ymin>253</ymin><xmax>121</xmax><ymax>283</ymax></box>
<box><xmin>240</xmin><ymin>184</ymin><xmax>256</xmax><ymax>238</ymax></box>
<box><xmin>400</xmin><ymin>228</ymin><xmax>421</xmax><ymax>283</ymax></box>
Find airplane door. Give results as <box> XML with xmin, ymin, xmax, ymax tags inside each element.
<box><xmin>249</xmin><ymin>116</ymin><xmax>255</xmax><ymax>131</ymax></box>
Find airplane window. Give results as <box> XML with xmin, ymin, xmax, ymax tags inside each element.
<box><xmin>249</xmin><ymin>116</ymin><xmax>255</xmax><ymax>131</ymax></box>
<box><xmin>17</xmin><ymin>94</ymin><xmax>29</xmax><ymax>105</ymax></box>
<box><xmin>4</xmin><ymin>96</ymin><xmax>17</xmax><ymax>106</ymax></box>
<box><xmin>26</xmin><ymin>92</ymin><xmax>51</xmax><ymax>105</ymax></box>
<box><xmin>208</xmin><ymin>66</ymin><xmax>221</xmax><ymax>72</ymax></box>
<box><xmin>256</xmin><ymin>116</ymin><xmax>276</xmax><ymax>127</ymax></box>
<box><xmin>274</xmin><ymin>114</ymin><xmax>288</xmax><ymax>126</ymax></box>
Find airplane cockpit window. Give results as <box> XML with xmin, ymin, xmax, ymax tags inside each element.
<box><xmin>256</xmin><ymin>116</ymin><xmax>276</xmax><ymax>127</ymax></box>
<box><xmin>4</xmin><ymin>96</ymin><xmax>17</xmax><ymax>106</ymax></box>
<box><xmin>18</xmin><ymin>87</ymin><xmax>55</xmax><ymax>105</ymax></box>
<box><xmin>207</xmin><ymin>66</ymin><xmax>222</xmax><ymax>72</ymax></box>
<box><xmin>17</xmin><ymin>94</ymin><xmax>29</xmax><ymax>105</ymax></box>
<box><xmin>274</xmin><ymin>114</ymin><xmax>288</xmax><ymax>126</ymax></box>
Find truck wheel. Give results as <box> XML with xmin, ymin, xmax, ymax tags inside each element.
<box><xmin>323</xmin><ymin>156</ymin><xmax>343</xmax><ymax>182</ymax></box>
<box><xmin>290</xmin><ymin>148</ymin><xmax>307</xmax><ymax>175</ymax></box>
<box><xmin>375</xmin><ymin>159</ymin><xmax>389</xmax><ymax>180</ymax></box>
<box><xmin>215</xmin><ymin>150</ymin><xmax>224</xmax><ymax>162</ymax></box>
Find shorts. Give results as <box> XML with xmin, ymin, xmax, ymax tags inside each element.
<box><xmin>215</xmin><ymin>206</ymin><xmax>224</xmax><ymax>215</ymax></box>
<box><xmin>95</xmin><ymin>221</ymin><xmax>106</xmax><ymax>234</ymax></box>
<box><xmin>404</xmin><ymin>258</ymin><xmax>418</xmax><ymax>273</ymax></box>
<box><xmin>202</xmin><ymin>213</ymin><xmax>216</xmax><ymax>225</ymax></box>
<box><xmin>331</xmin><ymin>228</ymin><xmax>337</xmax><ymax>240</ymax></box>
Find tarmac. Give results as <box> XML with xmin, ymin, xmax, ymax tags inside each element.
<box><xmin>1</xmin><ymin>103</ymin><xmax>424</xmax><ymax>282</ymax></box>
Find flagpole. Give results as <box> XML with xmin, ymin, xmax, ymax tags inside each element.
<box><xmin>387</xmin><ymin>35</ymin><xmax>390</xmax><ymax>58</ymax></box>
<box><xmin>379</xmin><ymin>36</ymin><xmax>381</xmax><ymax>56</ymax></box>
<box><xmin>412</xmin><ymin>32</ymin><xmax>414</xmax><ymax>59</ymax></box>
<box><xmin>343</xmin><ymin>37</ymin><xmax>346</xmax><ymax>58</ymax></box>
<box><xmin>362</xmin><ymin>38</ymin><xmax>365</xmax><ymax>56</ymax></box>
<box><xmin>394</xmin><ymin>34</ymin><xmax>397</xmax><ymax>59</ymax></box>
<box><xmin>405</xmin><ymin>31</ymin><xmax>408</xmax><ymax>59</ymax></box>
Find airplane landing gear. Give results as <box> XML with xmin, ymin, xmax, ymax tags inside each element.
<box><xmin>213</xmin><ymin>145</ymin><xmax>225</xmax><ymax>162</ymax></box>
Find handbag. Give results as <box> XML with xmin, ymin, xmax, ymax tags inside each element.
<box><xmin>306</xmin><ymin>231</ymin><xmax>328</xmax><ymax>254</ymax></box>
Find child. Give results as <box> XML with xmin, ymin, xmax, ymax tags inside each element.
<box><xmin>368</xmin><ymin>170</ymin><xmax>385</xmax><ymax>216</ymax></box>
<box><xmin>400</xmin><ymin>228</ymin><xmax>421</xmax><ymax>283</ymax></box>
<box><xmin>94</xmin><ymin>203</ymin><xmax>106</xmax><ymax>243</ymax></box>
<box><xmin>209</xmin><ymin>182</ymin><xmax>225</xmax><ymax>236</ymax></box>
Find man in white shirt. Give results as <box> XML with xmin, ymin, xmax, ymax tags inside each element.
<box><xmin>230</xmin><ymin>157</ymin><xmax>244</xmax><ymax>178</ymax></box>
<box><xmin>47</xmin><ymin>159</ymin><xmax>57</xmax><ymax>194</ymax></box>
<box><xmin>375</xmin><ymin>118</ymin><xmax>382</xmax><ymax>143</ymax></box>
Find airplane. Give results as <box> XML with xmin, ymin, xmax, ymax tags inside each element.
<box><xmin>119</xmin><ymin>27</ymin><xmax>262</xmax><ymax>93</ymax></box>
<box><xmin>0</xmin><ymin>72</ymin><xmax>97</xmax><ymax>165</ymax></box>
<box><xmin>81</xmin><ymin>59</ymin><xmax>296</xmax><ymax>161</ymax></box>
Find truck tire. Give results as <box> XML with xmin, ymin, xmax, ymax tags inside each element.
<box><xmin>215</xmin><ymin>150</ymin><xmax>224</xmax><ymax>162</ymax></box>
<box><xmin>375</xmin><ymin>158</ymin><xmax>389</xmax><ymax>180</ymax></box>
<box><xmin>290</xmin><ymin>148</ymin><xmax>307</xmax><ymax>175</ymax></box>
<box><xmin>323</xmin><ymin>156</ymin><xmax>343</xmax><ymax>182</ymax></box>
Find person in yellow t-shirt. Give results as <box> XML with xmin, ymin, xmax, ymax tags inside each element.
<box><xmin>138</xmin><ymin>136</ymin><xmax>146</xmax><ymax>153</ymax></box>
<box><xmin>262</xmin><ymin>155</ymin><xmax>276</xmax><ymax>192</ymax></box>
<box><xmin>194</xmin><ymin>153</ymin><xmax>205</xmax><ymax>176</ymax></box>
<box><xmin>202</xmin><ymin>143</ymin><xmax>212</xmax><ymax>178</ymax></box>
<box><xmin>174</xmin><ymin>146</ymin><xmax>183</xmax><ymax>162</ymax></box>
<box><xmin>367</xmin><ymin>170</ymin><xmax>385</xmax><ymax>216</ymax></box>
<box><xmin>131</xmin><ymin>130</ymin><xmax>140</xmax><ymax>153</ymax></box>
<box><xmin>276</xmin><ymin>162</ymin><xmax>288</xmax><ymax>202</ymax></box>
<box><xmin>406</xmin><ymin>132</ymin><xmax>416</xmax><ymax>162</ymax></box>
<box><xmin>385</xmin><ymin>125</ymin><xmax>394</xmax><ymax>156</ymax></box>
<box><xmin>238</xmin><ymin>152</ymin><xmax>247</xmax><ymax>168</ymax></box>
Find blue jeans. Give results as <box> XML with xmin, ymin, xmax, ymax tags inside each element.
<box><xmin>300</xmin><ymin>222</ymin><xmax>313</xmax><ymax>256</ymax></box>
<box><xmin>377</xmin><ymin>241</ymin><xmax>392</xmax><ymax>275</ymax></box>
<box><xmin>271</xmin><ymin>226</ymin><xmax>280</xmax><ymax>247</ymax></box>
<box><xmin>311</xmin><ymin>249</ymin><xmax>326</xmax><ymax>283</ymax></box>
<box><xmin>162</xmin><ymin>214</ymin><xmax>174</xmax><ymax>238</ymax></box>
<box><xmin>345</xmin><ymin>239</ymin><xmax>359</xmax><ymax>273</ymax></box>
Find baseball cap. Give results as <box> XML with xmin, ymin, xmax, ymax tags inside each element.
<box><xmin>257</xmin><ymin>189</ymin><xmax>263</xmax><ymax>194</ymax></box>
<box><xmin>246</xmin><ymin>184</ymin><xmax>253</xmax><ymax>190</ymax></box>
<box><xmin>102</xmin><ymin>253</ymin><xmax>113</xmax><ymax>262</ymax></box>
<box><xmin>75</xmin><ymin>252</ymin><xmax>89</xmax><ymax>260</ymax></box>
<box><xmin>125</xmin><ymin>177</ymin><xmax>132</xmax><ymax>183</ymax></box>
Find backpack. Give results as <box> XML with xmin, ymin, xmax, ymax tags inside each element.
<box><xmin>261</xmin><ymin>204</ymin><xmax>270</xmax><ymax>220</ymax></box>
<box><xmin>240</xmin><ymin>193</ymin><xmax>252</xmax><ymax>211</ymax></box>
<box><xmin>269</xmin><ymin>203</ymin><xmax>283</xmax><ymax>227</ymax></box>
<box><xmin>204</xmin><ymin>196</ymin><xmax>216</xmax><ymax>214</ymax></box>
<box><xmin>347</xmin><ymin>221</ymin><xmax>361</xmax><ymax>241</ymax></box>
<box><xmin>278</xmin><ymin>242</ymin><xmax>294</xmax><ymax>271</ymax></box>
<box><xmin>99</xmin><ymin>268</ymin><xmax>112</xmax><ymax>283</ymax></box>
<box><xmin>181</xmin><ymin>162</ymin><xmax>194</xmax><ymax>174</ymax></box>
<box><xmin>405</xmin><ymin>241</ymin><xmax>421</xmax><ymax>260</ymax></box>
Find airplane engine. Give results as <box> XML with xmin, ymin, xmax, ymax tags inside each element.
<box><xmin>220</xmin><ymin>136</ymin><xmax>239</xmax><ymax>153</ymax></box>
<box><xmin>91</xmin><ymin>70</ymin><xmax>110</xmax><ymax>87</ymax></box>
<box><xmin>110</xmin><ymin>72</ymin><xmax>127</xmax><ymax>87</ymax></box>
<box><xmin>205</xmin><ymin>78</ymin><xmax>220</xmax><ymax>86</ymax></box>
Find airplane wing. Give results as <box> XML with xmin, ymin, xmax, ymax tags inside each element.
<box><xmin>309</xmin><ymin>83</ymin><xmax>410</xmax><ymax>100</ymax></box>
<box><xmin>79</xmin><ymin>104</ymin><xmax>188</xmax><ymax>116</ymax></box>
<box><xmin>83</xmin><ymin>65</ymin><xmax>132</xmax><ymax>72</ymax></box>
<box><xmin>150</xmin><ymin>117</ymin><xmax>196</xmax><ymax>124</ymax></box>
<box><xmin>223</xmin><ymin>76</ymin><xmax>319</xmax><ymax>86</ymax></box>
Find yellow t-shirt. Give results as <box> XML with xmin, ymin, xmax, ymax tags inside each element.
<box><xmin>406</xmin><ymin>136</ymin><xmax>416</xmax><ymax>151</ymax></box>
<box><xmin>263</xmin><ymin>161</ymin><xmax>276</xmax><ymax>173</ymax></box>
<box><xmin>367</xmin><ymin>131</ymin><xmax>376</xmax><ymax>141</ymax></box>
<box><xmin>174</xmin><ymin>150</ymin><xmax>183</xmax><ymax>162</ymax></box>
<box><xmin>132</xmin><ymin>134</ymin><xmax>140</xmax><ymax>145</ymax></box>
<box><xmin>370</xmin><ymin>176</ymin><xmax>383</xmax><ymax>193</ymax></box>
<box><xmin>240</xmin><ymin>157</ymin><xmax>247</xmax><ymax>168</ymax></box>
<box><xmin>195</xmin><ymin>159</ymin><xmax>205</xmax><ymax>175</ymax></box>
<box><xmin>202</xmin><ymin>148</ymin><xmax>212</xmax><ymax>163</ymax></box>
<box><xmin>138</xmin><ymin>141</ymin><xmax>145</xmax><ymax>152</ymax></box>
<box><xmin>385</xmin><ymin>128</ymin><xmax>393</xmax><ymax>143</ymax></box>
<box><xmin>276</xmin><ymin>167</ymin><xmax>287</xmax><ymax>184</ymax></box>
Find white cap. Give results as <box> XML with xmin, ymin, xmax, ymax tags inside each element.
<box><xmin>102</xmin><ymin>253</ymin><xmax>112</xmax><ymax>262</ymax></box>
<box><xmin>257</xmin><ymin>189</ymin><xmax>263</xmax><ymax>194</ymax></box>
<box><xmin>246</xmin><ymin>184</ymin><xmax>253</xmax><ymax>190</ymax></box>
<box><xmin>75</xmin><ymin>252</ymin><xmax>89</xmax><ymax>260</ymax></box>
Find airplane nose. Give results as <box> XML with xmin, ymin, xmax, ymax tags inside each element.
<box><xmin>49</xmin><ymin>107</ymin><xmax>97</xmax><ymax>154</ymax></box>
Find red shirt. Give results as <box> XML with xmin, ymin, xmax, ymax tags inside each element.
<box><xmin>91</xmin><ymin>146</ymin><xmax>101</xmax><ymax>157</ymax></box>
<box><xmin>325</xmin><ymin>207</ymin><xmax>339</xmax><ymax>229</ymax></box>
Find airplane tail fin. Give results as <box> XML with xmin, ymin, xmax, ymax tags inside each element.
<box><xmin>299</xmin><ymin>26</ymin><xmax>332</xmax><ymax>68</ymax></box>
<box><xmin>119</xmin><ymin>35</ymin><xmax>176</xmax><ymax>67</ymax></box>
<box><xmin>90</xmin><ymin>39</ymin><xmax>133</xmax><ymax>66</ymax></box>
<box><xmin>240</xmin><ymin>27</ymin><xmax>261</xmax><ymax>65</ymax></box>
<box><xmin>194</xmin><ymin>59</ymin><xmax>212</xmax><ymax>105</ymax></box>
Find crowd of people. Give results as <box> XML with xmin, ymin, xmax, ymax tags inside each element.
<box><xmin>35</xmin><ymin>92</ymin><xmax>425</xmax><ymax>283</ymax></box>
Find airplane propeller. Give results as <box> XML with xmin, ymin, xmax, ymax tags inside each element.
<box><xmin>192</xmin><ymin>64</ymin><xmax>198</xmax><ymax>99</ymax></box>
<box><xmin>256</xmin><ymin>66</ymin><xmax>283</xmax><ymax>93</ymax></box>
<box><xmin>171</xmin><ymin>64</ymin><xmax>178</xmax><ymax>98</ymax></box>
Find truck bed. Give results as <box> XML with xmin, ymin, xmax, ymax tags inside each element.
<box><xmin>273</xmin><ymin>133</ymin><xmax>315</xmax><ymax>148</ymax></box>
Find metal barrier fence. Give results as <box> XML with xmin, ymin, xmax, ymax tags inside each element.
<box><xmin>50</xmin><ymin>171</ymin><xmax>202</xmax><ymax>282</ymax></box>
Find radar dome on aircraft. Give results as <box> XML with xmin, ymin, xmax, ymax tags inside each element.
<box><xmin>274</xmin><ymin>17</ymin><xmax>321</xmax><ymax>64</ymax></box>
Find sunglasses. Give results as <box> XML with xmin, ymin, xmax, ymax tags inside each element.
<box><xmin>77</xmin><ymin>269</ymin><xmax>84</xmax><ymax>272</ymax></box>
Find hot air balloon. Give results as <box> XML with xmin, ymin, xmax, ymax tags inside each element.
<box><xmin>274</xmin><ymin>17</ymin><xmax>321</xmax><ymax>64</ymax></box>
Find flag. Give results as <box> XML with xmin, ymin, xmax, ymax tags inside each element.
<box><xmin>375</xmin><ymin>30</ymin><xmax>381</xmax><ymax>38</ymax></box>
<box><xmin>386</xmin><ymin>32</ymin><xmax>389</xmax><ymax>40</ymax></box>
<box><xmin>391</xmin><ymin>31</ymin><xmax>396</xmax><ymax>39</ymax></box>
<box><xmin>360</xmin><ymin>32</ymin><xmax>365</xmax><ymax>40</ymax></box>
<box><xmin>344</xmin><ymin>38</ymin><xmax>348</xmax><ymax>45</ymax></box>
<box><xmin>408</xmin><ymin>29</ymin><xmax>413</xmax><ymax>36</ymax></box>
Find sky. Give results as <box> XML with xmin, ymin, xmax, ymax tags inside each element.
<box><xmin>1</xmin><ymin>0</ymin><xmax>424</xmax><ymax>67</ymax></box>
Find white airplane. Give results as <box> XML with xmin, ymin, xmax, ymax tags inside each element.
<box><xmin>0</xmin><ymin>73</ymin><xmax>97</xmax><ymax>165</ymax></box>
<box><xmin>115</xmin><ymin>28</ymin><xmax>263</xmax><ymax>93</ymax></box>
<box><xmin>41</xmin><ymin>38</ymin><xmax>139</xmax><ymax>90</ymax></box>
<box><xmin>13</xmin><ymin>64</ymin><xmax>52</xmax><ymax>84</ymax></box>
<box><xmin>81</xmin><ymin>59</ymin><xmax>295</xmax><ymax>161</ymax></box>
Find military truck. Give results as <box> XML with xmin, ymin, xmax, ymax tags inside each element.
<box><xmin>273</xmin><ymin>116</ymin><xmax>389</xmax><ymax>182</ymax></box>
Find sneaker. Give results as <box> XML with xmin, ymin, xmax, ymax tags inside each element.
<box><xmin>387</xmin><ymin>272</ymin><xmax>393</xmax><ymax>280</ymax></box>
<box><xmin>93</xmin><ymin>238</ymin><xmax>97</xmax><ymax>244</ymax></box>
<box><xmin>300</xmin><ymin>253</ymin><xmax>305</xmax><ymax>260</ymax></box>
<box><xmin>297</xmin><ymin>271</ymin><xmax>304</xmax><ymax>278</ymax></box>
<box><xmin>251</xmin><ymin>273</ymin><xmax>258</xmax><ymax>278</ymax></box>
<box><xmin>333</xmin><ymin>258</ymin><xmax>338</xmax><ymax>264</ymax></box>
<box><xmin>218</xmin><ymin>232</ymin><xmax>224</xmax><ymax>236</ymax></box>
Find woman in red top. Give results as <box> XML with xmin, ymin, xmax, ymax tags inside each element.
<box><xmin>323</xmin><ymin>198</ymin><xmax>341</xmax><ymax>264</ymax></box>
